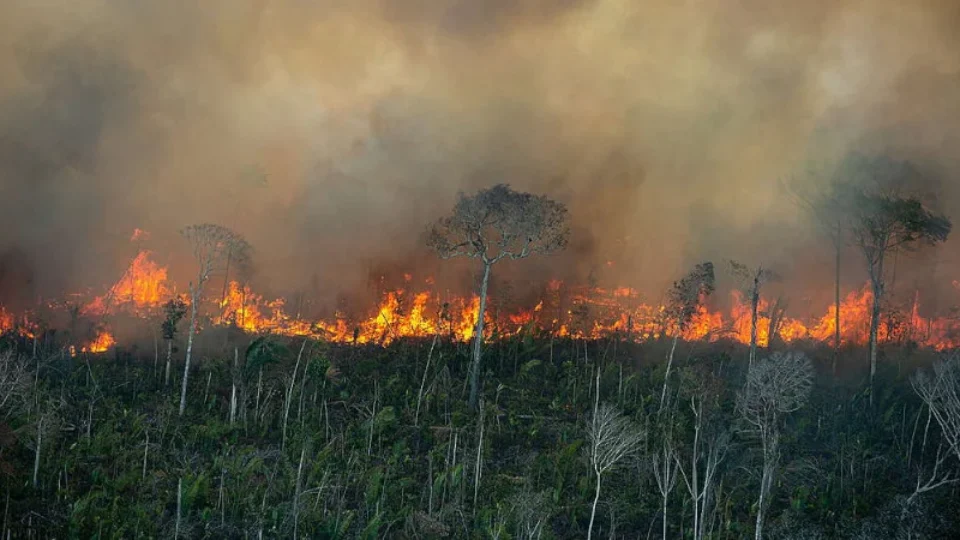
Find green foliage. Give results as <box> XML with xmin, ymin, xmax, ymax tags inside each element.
<box><xmin>0</xmin><ymin>337</ymin><xmax>958</xmax><ymax>538</ymax></box>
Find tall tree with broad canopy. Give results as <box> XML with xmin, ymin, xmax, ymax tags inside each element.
<box><xmin>179</xmin><ymin>224</ymin><xmax>252</xmax><ymax>416</ymax></box>
<box><xmin>426</xmin><ymin>184</ymin><xmax>569</xmax><ymax>411</ymax></box>
<box><xmin>831</xmin><ymin>155</ymin><xmax>951</xmax><ymax>396</ymax></box>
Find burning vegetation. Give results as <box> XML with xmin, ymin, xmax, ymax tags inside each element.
<box><xmin>3</xmin><ymin>242</ymin><xmax>959</xmax><ymax>355</ymax></box>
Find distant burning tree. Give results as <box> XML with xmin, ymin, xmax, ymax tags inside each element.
<box><xmin>829</xmin><ymin>155</ymin><xmax>951</xmax><ymax>395</ymax></box>
<box><xmin>178</xmin><ymin>224</ymin><xmax>251</xmax><ymax>416</ymax></box>
<box><xmin>426</xmin><ymin>184</ymin><xmax>569</xmax><ymax>411</ymax></box>
<box><xmin>660</xmin><ymin>262</ymin><xmax>715</xmax><ymax>410</ymax></box>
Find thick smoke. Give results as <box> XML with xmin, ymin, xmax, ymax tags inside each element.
<box><xmin>2</xmin><ymin>0</ymin><xmax>960</xmax><ymax>315</ymax></box>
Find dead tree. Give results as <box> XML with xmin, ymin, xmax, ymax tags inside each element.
<box><xmin>913</xmin><ymin>354</ymin><xmax>960</xmax><ymax>461</ymax></box>
<box><xmin>660</xmin><ymin>262</ymin><xmax>715</xmax><ymax>411</ymax></box>
<box><xmin>179</xmin><ymin>224</ymin><xmax>251</xmax><ymax>416</ymax></box>
<box><xmin>651</xmin><ymin>413</ymin><xmax>679</xmax><ymax>540</ymax></box>
<box><xmin>585</xmin><ymin>403</ymin><xmax>643</xmax><ymax>540</ymax></box>
<box><xmin>675</xmin><ymin>368</ymin><xmax>729</xmax><ymax>540</ymax></box>
<box><xmin>0</xmin><ymin>351</ymin><xmax>27</xmax><ymax>418</ymax></box>
<box><xmin>729</xmin><ymin>261</ymin><xmax>779</xmax><ymax>368</ymax></box>
<box><xmin>426</xmin><ymin>184</ymin><xmax>568</xmax><ymax>411</ymax></box>
<box><xmin>832</xmin><ymin>156</ymin><xmax>950</xmax><ymax>393</ymax></box>
<box><xmin>738</xmin><ymin>350</ymin><xmax>814</xmax><ymax>540</ymax></box>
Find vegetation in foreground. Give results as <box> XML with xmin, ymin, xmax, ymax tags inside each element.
<box><xmin>1</xmin><ymin>332</ymin><xmax>959</xmax><ymax>539</ymax></box>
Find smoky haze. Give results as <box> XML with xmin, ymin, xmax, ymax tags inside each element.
<box><xmin>2</xmin><ymin>0</ymin><xmax>960</xmax><ymax>316</ymax></box>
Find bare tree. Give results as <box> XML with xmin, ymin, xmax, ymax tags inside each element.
<box><xmin>651</xmin><ymin>416</ymin><xmax>679</xmax><ymax>540</ymax></box>
<box><xmin>426</xmin><ymin>184</ymin><xmax>569</xmax><ymax>411</ymax></box>
<box><xmin>675</xmin><ymin>368</ymin><xmax>729</xmax><ymax>540</ymax></box>
<box><xmin>913</xmin><ymin>354</ymin><xmax>960</xmax><ymax>460</ymax></box>
<box><xmin>831</xmin><ymin>156</ymin><xmax>950</xmax><ymax>392</ymax></box>
<box><xmin>508</xmin><ymin>488</ymin><xmax>551</xmax><ymax>540</ymax></box>
<box><xmin>585</xmin><ymin>402</ymin><xmax>643</xmax><ymax>540</ymax></box>
<box><xmin>179</xmin><ymin>223</ymin><xmax>252</xmax><ymax>416</ymax></box>
<box><xmin>738</xmin><ymin>351</ymin><xmax>814</xmax><ymax>540</ymax></box>
<box><xmin>0</xmin><ymin>351</ymin><xmax>27</xmax><ymax>418</ymax></box>
<box><xmin>729</xmin><ymin>261</ymin><xmax>779</xmax><ymax>368</ymax></box>
<box><xmin>660</xmin><ymin>262</ymin><xmax>715</xmax><ymax>411</ymax></box>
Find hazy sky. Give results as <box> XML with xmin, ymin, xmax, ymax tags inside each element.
<box><xmin>2</xmin><ymin>0</ymin><xmax>960</xmax><ymax>313</ymax></box>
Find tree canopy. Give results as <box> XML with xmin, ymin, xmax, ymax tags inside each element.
<box><xmin>426</xmin><ymin>184</ymin><xmax>569</xmax><ymax>265</ymax></box>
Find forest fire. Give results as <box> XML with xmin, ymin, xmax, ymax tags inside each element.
<box><xmin>80</xmin><ymin>251</ymin><xmax>170</xmax><ymax>317</ymax></box>
<box><xmin>2</xmin><ymin>248</ymin><xmax>959</xmax><ymax>352</ymax></box>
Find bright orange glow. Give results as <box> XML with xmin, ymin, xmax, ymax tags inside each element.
<box><xmin>83</xmin><ymin>329</ymin><xmax>116</xmax><ymax>353</ymax></box>
<box><xmin>3</xmin><ymin>243</ymin><xmax>960</xmax><ymax>354</ymax></box>
<box><xmin>82</xmin><ymin>251</ymin><xmax>171</xmax><ymax>316</ymax></box>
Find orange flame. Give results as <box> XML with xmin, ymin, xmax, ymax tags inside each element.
<box><xmin>82</xmin><ymin>251</ymin><xmax>170</xmax><ymax>316</ymax></box>
<box><xmin>83</xmin><ymin>328</ymin><xmax>115</xmax><ymax>353</ymax></box>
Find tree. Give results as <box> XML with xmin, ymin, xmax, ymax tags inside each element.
<box><xmin>426</xmin><ymin>184</ymin><xmax>569</xmax><ymax>411</ymax></box>
<box><xmin>660</xmin><ymin>262</ymin><xmax>715</xmax><ymax>411</ymax></box>
<box><xmin>913</xmin><ymin>354</ymin><xmax>960</xmax><ymax>461</ymax></box>
<box><xmin>738</xmin><ymin>351</ymin><xmax>814</xmax><ymax>540</ymax></box>
<box><xmin>832</xmin><ymin>156</ymin><xmax>951</xmax><ymax>393</ymax></box>
<box><xmin>675</xmin><ymin>367</ymin><xmax>729</xmax><ymax>540</ymax></box>
<box><xmin>0</xmin><ymin>351</ymin><xmax>27</xmax><ymax>418</ymax></box>
<box><xmin>161</xmin><ymin>297</ymin><xmax>187</xmax><ymax>387</ymax></box>
<box><xmin>179</xmin><ymin>224</ymin><xmax>251</xmax><ymax>416</ymax></box>
<box><xmin>785</xmin><ymin>168</ymin><xmax>849</xmax><ymax>373</ymax></box>
<box><xmin>585</xmin><ymin>403</ymin><xmax>643</xmax><ymax>540</ymax></box>
<box><xmin>729</xmin><ymin>261</ymin><xmax>779</xmax><ymax>368</ymax></box>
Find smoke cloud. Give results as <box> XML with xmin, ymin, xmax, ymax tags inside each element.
<box><xmin>2</xmin><ymin>0</ymin><xmax>960</xmax><ymax>315</ymax></box>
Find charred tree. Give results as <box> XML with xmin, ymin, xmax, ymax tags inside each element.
<box><xmin>426</xmin><ymin>184</ymin><xmax>568</xmax><ymax>411</ymax></box>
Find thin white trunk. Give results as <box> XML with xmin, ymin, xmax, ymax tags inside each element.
<box><xmin>587</xmin><ymin>470</ymin><xmax>602</xmax><ymax>540</ymax></box>
<box><xmin>283</xmin><ymin>340</ymin><xmax>308</xmax><ymax>452</ymax></box>
<box><xmin>293</xmin><ymin>445</ymin><xmax>306</xmax><ymax>539</ymax></box>
<box><xmin>142</xmin><ymin>429</ymin><xmax>149</xmax><ymax>480</ymax></box>
<box><xmin>179</xmin><ymin>286</ymin><xmax>199</xmax><ymax>416</ymax></box>
<box><xmin>473</xmin><ymin>400</ymin><xmax>484</xmax><ymax>514</ymax></box>
<box><xmin>469</xmin><ymin>263</ymin><xmax>492</xmax><ymax>411</ymax></box>
<box><xmin>164</xmin><ymin>340</ymin><xmax>173</xmax><ymax>387</ymax></box>
<box><xmin>414</xmin><ymin>333</ymin><xmax>439</xmax><ymax>426</ymax></box>
<box><xmin>229</xmin><ymin>347</ymin><xmax>238</xmax><ymax>425</ymax></box>
<box><xmin>175</xmin><ymin>477</ymin><xmax>182</xmax><ymax>539</ymax></box>
<box><xmin>32</xmin><ymin>416</ymin><xmax>43</xmax><ymax>489</ymax></box>
<box><xmin>660</xmin><ymin>335</ymin><xmax>679</xmax><ymax>411</ymax></box>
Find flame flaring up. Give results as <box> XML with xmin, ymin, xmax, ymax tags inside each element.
<box><xmin>3</xmin><ymin>239</ymin><xmax>960</xmax><ymax>352</ymax></box>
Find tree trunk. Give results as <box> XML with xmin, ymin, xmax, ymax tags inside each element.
<box><xmin>662</xmin><ymin>490</ymin><xmax>669</xmax><ymax>540</ymax></box>
<box><xmin>756</xmin><ymin>430</ymin><xmax>778</xmax><ymax>540</ymax></box>
<box><xmin>32</xmin><ymin>416</ymin><xmax>42</xmax><ymax>489</ymax></box>
<box><xmin>175</xmin><ymin>477</ymin><xmax>182</xmax><ymax>539</ymax></box>
<box><xmin>659</xmin><ymin>335</ymin><xmax>679</xmax><ymax>411</ymax></box>
<box><xmin>587</xmin><ymin>470</ymin><xmax>601</xmax><ymax>540</ymax></box>
<box><xmin>179</xmin><ymin>286</ymin><xmax>199</xmax><ymax>416</ymax></box>
<box><xmin>229</xmin><ymin>347</ymin><xmax>238</xmax><ymax>425</ymax></box>
<box><xmin>469</xmin><ymin>263</ymin><xmax>492</xmax><ymax>412</ymax></box>
<box><xmin>749</xmin><ymin>283</ymin><xmax>760</xmax><ymax>368</ymax></box>
<box><xmin>868</xmin><ymin>274</ymin><xmax>883</xmax><ymax>400</ymax></box>
<box><xmin>834</xmin><ymin>237</ymin><xmax>841</xmax><ymax>375</ymax></box>
<box><xmin>165</xmin><ymin>340</ymin><xmax>173</xmax><ymax>387</ymax></box>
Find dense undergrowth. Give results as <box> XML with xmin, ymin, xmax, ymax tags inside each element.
<box><xmin>0</xmin><ymin>330</ymin><xmax>958</xmax><ymax>538</ymax></box>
